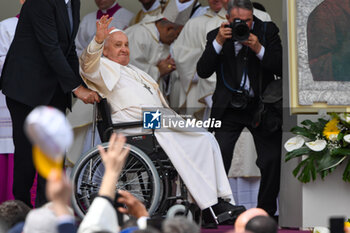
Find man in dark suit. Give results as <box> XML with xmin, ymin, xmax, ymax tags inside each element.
<box><xmin>0</xmin><ymin>0</ymin><xmax>99</xmax><ymax>208</ymax></box>
<box><xmin>197</xmin><ymin>0</ymin><xmax>282</xmax><ymax>216</ymax></box>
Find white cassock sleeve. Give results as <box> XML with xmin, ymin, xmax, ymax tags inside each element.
<box><xmin>77</xmin><ymin>197</ymin><xmax>120</xmax><ymax>233</ymax></box>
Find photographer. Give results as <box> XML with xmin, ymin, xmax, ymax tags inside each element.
<box><xmin>196</xmin><ymin>0</ymin><xmax>282</xmax><ymax>217</ymax></box>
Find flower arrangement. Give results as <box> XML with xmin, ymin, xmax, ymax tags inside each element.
<box><xmin>284</xmin><ymin>113</ymin><xmax>350</xmax><ymax>183</ymax></box>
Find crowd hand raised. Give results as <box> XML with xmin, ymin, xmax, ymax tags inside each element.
<box><xmin>95</xmin><ymin>15</ymin><xmax>115</xmax><ymax>44</ymax></box>
<box><xmin>157</xmin><ymin>55</ymin><xmax>176</xmax><ymax>77</ymax></box>
<box><xmin>117</xmin><ymin>190</ymin><xmax>149</xmax><ymax>219</ymax></box>
<box><xmin>98</xmin><ymin>133</ymin><xmax>129</xmax><ymax>199</ymax></box>
<box><xmin>216</xmin><ymin>22</ymin><xmax>232</xmax><ymax>46</ymax></box>
<box><xmin>46</xmin><ymin>170</ymin><xmax>72</xmax><ymax>216</ymax></box>
<box><xmin>98</xmin><ymin>133</ymin><xmax>129</xmax><ymax>177</ymax></box>
<box><xmin>73</xmin><ymin>85</ymin><xmax>100</xmax><ymax>104</ymax></box>
<box><xmin>242</xmin><ymin>33</ymin><xmax>262</xmax><ymax>54</ymax></box>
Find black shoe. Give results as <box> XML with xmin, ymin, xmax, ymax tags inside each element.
<box><xmin>211</xmin><ymin>200</ymin><xmax>246</xmax><ymax>225</ymax></box>
<box><xmin>201</xmin><ymin>208</ymin><xmax>218</xmax><ymax>229</ymax></box>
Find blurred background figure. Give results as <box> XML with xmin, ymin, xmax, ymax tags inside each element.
<box><xmin>0</xmin><ymin>0</ymin><xmax>25</xmax><ymax>205</ymax></box>
<box><xmin>162</xmin><ymin>216</ymin><xmax>200</xmax><ymax>233</ymax></box>
<box><xmin>0</xmin><ymin>200</ymin><xmax>30</xmax><ymax>233</ymax></box>
<box><xmin>163</xmin><ymin>0</ymin><xmax>208</xmax><ymax>25</ymax></box>
<box><xmin>130</xmin><ymin>0</ymin><xmax>166</xmax><ymax>26</ymax></box>
<box><xmin>75</xmin><ymin>0</ymin><xmax>134</xmax><ymax>56</ymax></box>
<box><xmin>170</xmin><ymin>0</ymin><xmax>225</xmax><ymax>118</ymax></box>
<box><xmin>126</xmin><ymin>16</ymin><xmax>181</xmax><ymax>97</ymax></box>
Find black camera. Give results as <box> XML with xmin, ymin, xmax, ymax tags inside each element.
<box><xmin>230</xmin><ymin>90</ymin><xmax>250</xmax><ymax>109</ymax></box>
<box><xmin>225</xmin><ymin>18</ymin><xmax>250</xmax><ymax>42</ymax></box>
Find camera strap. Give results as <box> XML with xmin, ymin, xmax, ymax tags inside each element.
<box><xmin>258</xmin><ymin>22</ymin><xmax>267</xmax><ymax>99</ymax></box>
<box><xmin>220</xmin><ymin>45</ymin><xmax>249</xmax><ymax>93</ymax></box>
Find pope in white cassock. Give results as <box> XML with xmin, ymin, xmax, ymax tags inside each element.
<box><xmin>79</xmin><ymin>15</ymin><xmax>236</xmax><ymax>212</ymax></box>
<box><xmin>67</xmin><ymin>0</ymin><xmax>133</xmax><ymax>166</ymax></box>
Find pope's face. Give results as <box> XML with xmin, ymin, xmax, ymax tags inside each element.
<box><xmin>95</xmin><ymin>0</ymin><xmax>115</xmax><ymax>10</ymax></box>
<box><xmin>208</xmin><ymin>0</ymin><xmax>222</xmax><ymax>13</ymax></box>
<box><xmin>103</xmin><ymin>32</ymin><xmax>130</xmax><ymax>66</ymax></box>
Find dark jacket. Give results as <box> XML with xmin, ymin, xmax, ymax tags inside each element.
<box><xmin>0</xmin><ymin>0</ymin><xmax>82</xmax><ymax>109</ymax></box>
<box><xmin>196</xmin><ymin>16</ymin><xmax>282</xmax><ymax>121</ymax></box>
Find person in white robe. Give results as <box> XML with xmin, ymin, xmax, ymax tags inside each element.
<box><xmin>130</xmin><ymin>0</ymin><xmax>165</xmax><ymax>26</ymax></box>
<box><xmin>163</xmin><ymin>0</ymin><xmax>208</xmax><ymax>25</ymax></box>
<box><xmin>67</xmin><ymin>0</ymin><xmax>133</xmax><ymax>166</ymax></box>
<box><xmin>0</xmin><ymin>0</ymin><xmax>25</xmax><ymax>204</ymax></box>
<box><xmin>75</xmin><ymin>0</ymin><xmax>134</xmax><ymax>57</ymax></box>
<box><xmin>79</xmin><ymin>15</ymin><xmax>236</xmax><ymax>211</ymax></box>
<box><xmin>170</xmin><ymin>0</ymin><xmax>226</xmax><ymax>119</ymax></box>
<box><xmin>125</xmin><ymin>15</ymin><xmax>180</xmax><ymax>96</ymax></box>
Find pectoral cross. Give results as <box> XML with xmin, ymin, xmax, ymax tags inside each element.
<box><xmin>143</xmin><ymin>83</ymin><xmax>153</xmax><ymax>95</ymax></box>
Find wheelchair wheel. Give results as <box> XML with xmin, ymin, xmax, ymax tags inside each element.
<box><xmin>71</xmin><ymin>142</ymin><xmax>161</xmax><ymax>219</ymax></box>
<box><xmin>166</xmin><ymin>204</ymin><xmax>193</xmax><ymax>221</ymax></box>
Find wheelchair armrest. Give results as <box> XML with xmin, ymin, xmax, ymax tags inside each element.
<box><xmin>112</xmin><ymin>121</ymin><xmax>144</xmax><ymax>129</ymax></box>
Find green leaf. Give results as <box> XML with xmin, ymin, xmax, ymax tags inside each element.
<box><xmin>337</xmin><ymin>132</ymin><xmax>344</xmax><ymax>141</ymax></box>
<box><xmin>318</xmin><ymin>118</ymin><xmax>328</xmax><ymax>125</ymax></box>
<box><xmin>298</xmin><ymin>158</ymin><xmax>314</xmax><ymax>183</ymax></box>
<box><xmin>330</xmin><ymin>148</ymin><xmax>350</xmax><ymax>156</ymax></box>
<box><xmin>320</xmin><ymin>169</ymin><xmax>329</xmax><ymax>179</ymax></box>
<box><xmin>292</xmin><ymin>158</ymin><xmax>315</xmax><ymax>183</ymax></box>
<box><xmin>292</xmin><ymin>159</ymin><xmax>307</xmax><ymax>177</ymax></box>
<box><xmin>285</xmin><ymin>147</ymin><xmax>311</xmax><ymax>162</ymax></box>
<box><xmin>317</xmin><ymin>151</ymin><xmax>346</xmax><ymax>172</ymax></box>
<box><xmin>342</xmin><ymin>157</ymin><xmax>350</xmax><ymax>182</ymax></box>
<box><xmin>291</xmin><ymin>126</ymin><xmax>316</xmax><ymax>139</ymax></box>
<box><xmin>301</xmin><ymin>119</ymin><xmax>327</xmax><ymax>135</ymax></box>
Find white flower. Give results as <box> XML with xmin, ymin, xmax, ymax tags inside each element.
<box><xmin>328</xmin><ymin>133</ymin><xmax>338</xmax><ymax>142</ymax></box>
<box><xmin>339</xmin><ymin>113</ymin><xmax>350</xmax><ymax>123</ymax></box>
<box><xmin>344</xmin><ymin>134</ymin><xmax>350</xmax><ymax>143</ymax></box>
<box><xmin>284</xmin><ymin>136</ymin><xmax>305</xmax><ymax>152</ymax></box>
<box><xmin>305</xmin><ymin>139</ymin><xmax>327</xmax><ymax>151</ymax></box>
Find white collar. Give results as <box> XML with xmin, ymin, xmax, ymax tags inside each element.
<box><xmin>142</xmin><ymin>0</ymin><xmax>160</xmax><ymax>13</ymax></box>
<box><xmin>65</xmin><ymin>0</ymin><xmax>69</xmax><ymax>4</ymax></box>
<box><xmin>101</xmin><ymin>1</ymin><xmax>117</xmax><ymax>13</ymax></box>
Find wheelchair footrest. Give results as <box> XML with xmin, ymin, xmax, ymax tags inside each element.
<box><xmin>216</xmin><ymin>211</ymin><xmax>235</xmax><ymax>223</ymax></box>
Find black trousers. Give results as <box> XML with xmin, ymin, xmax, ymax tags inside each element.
<box><xmin>214</xmin><ymin>107</ymin><xmax>282</xmax><ymax>216</ymax></box>
<box><xmin>6</xmin><ymin>86</ymin><xmax>67</xmax><ymax>208</ymax></box>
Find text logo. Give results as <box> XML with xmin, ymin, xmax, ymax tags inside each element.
<box><xmin>143</xmin><ymin>110</ymin><xmax>161</xmax><ymax>129</ymax></box>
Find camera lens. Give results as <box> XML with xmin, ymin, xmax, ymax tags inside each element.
<box><xmin>232</xmin><ymin>19</ymin><xmax>250</xmax><ymax>41</ymax></box>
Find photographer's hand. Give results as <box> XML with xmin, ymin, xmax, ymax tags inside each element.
<box><xmin>216</xmin><ymin>22</ymin><xmax>231</xmax><ymax>46</ymax></box>
<box><xmin>242</xmin><ymin>33</ymin><xmax>262</xmax><ymax>54</ymax></box>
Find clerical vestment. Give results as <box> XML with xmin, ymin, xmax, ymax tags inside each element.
<box><xmin>75</xmin><ymin>6</ymin><xmax>134</xmax><ymax>57</ymax></box>
<box><xmin>163</xmin><ymin>0</ymin><xmax>206</xmax><ymax>25</ymax></box>
<box><xmin>79</xmin><ymin>39</ymin><xmax>234</xmax><ymax>209</ymax></box>
<box><xmin>171</xmin><ymin>8</ymin><xmax>226</xmax><ymax>119</ymax></box>
<box><xmin>129</xmin><ymin>0</ymin><xmax>164</xmax><ymax>26</ymax></box>
<box><xmin>67</xmin><ymin>4</ymin><xmax>133</xmax><ymax>164</ymax></box>
<box><xmin>125</xmin><ymin>15</ymin><xmax>171</xmax><ymax>93</ymax></box>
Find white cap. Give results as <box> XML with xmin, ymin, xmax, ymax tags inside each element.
<box><xmin>25</xmin><ymin>106</ymin><xmax>73</xmax><ymax>159</ymax></box>
<box><xmin>109</xmin><ymin>28</ymin><xmax>125</xmax><ymax>34</ymax></box>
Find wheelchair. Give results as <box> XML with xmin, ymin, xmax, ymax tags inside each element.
<box><xmin>70</xmin><ymin>99</ymin><xmax>199</xmax><ymax>221</ymax></box>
